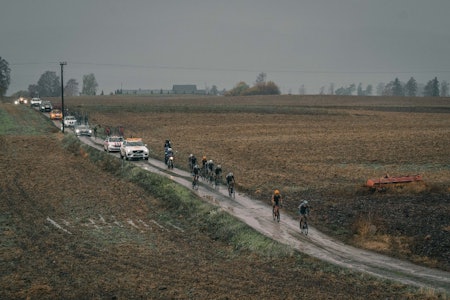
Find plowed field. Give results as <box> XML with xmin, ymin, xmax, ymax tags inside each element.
<box><xmin>79</xmin><ymin>95</ymin><xmax>450</xmax><ymax>271</ymax></box>
<box><xmin>1</xmin><ymin>95</ymin><xmax>449</xmax><ymax>299</ymax></box>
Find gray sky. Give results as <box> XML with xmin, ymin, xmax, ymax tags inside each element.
<box><xmin>2</xmin><ymin>0</ymin><xmax>450</xmax><ymax>95</ymax></box>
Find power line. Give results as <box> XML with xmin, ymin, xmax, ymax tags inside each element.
<box><xmin>10</xmin><ymin>61</ymin><xmax>450</xmax><ymax>75</ymax></box>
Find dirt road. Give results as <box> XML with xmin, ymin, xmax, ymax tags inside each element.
<box><xmin>80</xmin><ymin>135</ymin><xmax>450</xmax><ymax>293</ymax></box>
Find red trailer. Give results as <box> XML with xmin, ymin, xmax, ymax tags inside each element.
<box><xmin>366</xmin><ymin>174</ymin><xmax>423</xmax><ymax>188</ymax></box>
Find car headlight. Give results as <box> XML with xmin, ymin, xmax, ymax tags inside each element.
<box><xmin>76</xmin><ymin>129</ymin><xmax>80</xmax><ymax>133</ymax></box>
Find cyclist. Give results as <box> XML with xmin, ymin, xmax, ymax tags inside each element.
<box><xmin>201</xmin><ymin>156</ymin><xmax>208</xmax><ymax>178</ymax></box>
<box><xmin>298</xmin><ymin>200</ymin><xmax>310</xmax><ymax>228</ymax></box>
<box><xmin>226</xmin><ymin>172</ymin><xmax>235</xmax><ymax>186</ymax></box>
<box><xmin>188</xmin><ymin>154</ymin><xmax>194</xmax><ymax>171</ymax></box>
<box><xmin>165</xmin><ymin>147</ymin><xmax>174</xmax><ymax>165</ymax></box>
<box><xmin>192</xmin><ymin>164</ymin><xmax>200</xmax><ymax>186</ymax></box>
<box><xmin>271</xmin><ymin>190</ymin><xmax>282</xmax><ymax>222</ymax></box>
<box><xmin>215</xmin><ymin>164</ymin><xmax>222</xmax><ymax>180</ymax></box>
<box><xmin>191</xmin><ymin>155</ymin><xmax>197</xmax><ymax>168</ymax></box>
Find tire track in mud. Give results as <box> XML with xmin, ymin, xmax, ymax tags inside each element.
<box><xmin>79</xmin><ymin>136</ymin><xmax>450</xmax><ymax>293</ymax></box>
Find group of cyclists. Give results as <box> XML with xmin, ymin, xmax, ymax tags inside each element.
<box><xmin>164</xmin><ymin>139</ymin><xmax>310</xmax><ymax>230</ymax></box>
<box><xmin>188</xmin><ymin>153</ymin><xmax>235</xmax><ymax>195</ymax></box>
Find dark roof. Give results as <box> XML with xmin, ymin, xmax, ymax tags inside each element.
<box><xmin>172</xmin><ymin>85</ymin><xmax>197</xmax><ymax>94</ymax></box>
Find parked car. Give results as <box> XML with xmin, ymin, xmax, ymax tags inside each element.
<box><xmin>40</xmin><ymin>100</ymin><xmax>53</xmax><ymax>112</ymax></box>
<box><xmin>30</xmin><ymin>97</ymin><xmax>41</xmax><ymax>107</ymax></box>
<box><xmin>63</xmin><ymin>116</ymin><xmax>77</xmax><ymax>127</ymax></box>
<box><xmin>103</xmin><ymin>136</ymin><xmax>124</xmax><ymax>152</ymax></box>
<box><xmin>49</xmin><ymin>109</ymin><xmax>63</xmax><ymax>120</ymax></box>
<box><xmin>74</xmin><ymin>124</ymin><xmax>92</xmax><ymax>136</ymax></box>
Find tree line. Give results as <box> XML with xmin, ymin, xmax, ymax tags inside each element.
<box><xmin>24</xmin><ymin>71</ymin><xmax>98</xmax><ymax>98</ymax></box>
<box><xmin>1</xmin><ymin>57</ymin><xmax>449</xmax><ymax>98</ymax></box>
<box><xmin>306</xmin><ymin>77</ymin><xmax>448</xmax><ymax>97</ymax></box>
<box><xmin>0</xmin><ymin>57</ymin><xmax>99</xmax><ymax>99</ymax></box>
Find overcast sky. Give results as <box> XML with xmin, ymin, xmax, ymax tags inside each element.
<box><xmin>2</xmin><ymin>0</ymin><xmax>450</xmax><ymax>95</ymax></box>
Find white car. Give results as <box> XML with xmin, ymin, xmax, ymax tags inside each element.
<box><xmin>120</xmin><ymin>138</ymin><xmax>149</xmax><ymax>160</ymax></box>
<box><xmin>30</xmin><ymin>97</ymin><xmax>42</xmax><ymax>107</ymax></box>
<box><xmin>104</xmin><ymin>136</ymin><xmax>124</xmax><ymax>152</ymax></box>
<box><xmin>63</xmin><ymin>116</ymin><xmax>77</xmax><ymax>127</ymax></box>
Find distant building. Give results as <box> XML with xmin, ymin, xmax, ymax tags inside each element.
<box><xmin>172</xmin><ymin>85</ymin><xmax>197</xmax><ymax>94</ymax></box>
<box><xmin>120</xmin><ymin>89</ymin><xmax>172</xmax><ymax>95</ymax></box>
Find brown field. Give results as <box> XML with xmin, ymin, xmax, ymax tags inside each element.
<box><xmin>66</xmin><ymin>94</ymin><xmax>450</xmax><ymax>270</ymax></box>
<box><xmin>1</xmin><ymin>95</ymin><xmax>449</xmax><ymax>299</ymax></box>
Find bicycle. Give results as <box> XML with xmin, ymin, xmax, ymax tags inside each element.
<box><xmin>228</xmin><ymin>182</ymin><xmax>235</xmax><ymax>198</ymax></box>
<box><xmin>192</xmin><ymin>175</ymin><xmax>199</xmax><ymax>190</ymax></box>
<box><xmin>300</xmin><ymin>215</ymin><xmax>308</xmax><ymax>235</ymax></box>
<box><xmin>214</xmin><ymin>174</ymin><xmax>222</xmax><ymax>190</ymax></box>
<box><xmin>273</xmin><ymin>205</ymin><xmax>281</xmax><ymax>222</ymax></box>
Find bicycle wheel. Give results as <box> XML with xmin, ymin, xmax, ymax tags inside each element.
<box><xmin>192</xmin><ymin>178</ymin><xmax>199</xmax><ymax>190</ymax></box>
<box><xmin>300</xmin><ymin>219</ymin><xmax>308</xmax><ymax>235</ymax></box>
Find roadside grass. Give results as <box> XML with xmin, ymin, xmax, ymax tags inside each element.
<box><xmin>0</xmin><ymin>104</ymin><xmax>56</xmax><ymax>135</ymax></box>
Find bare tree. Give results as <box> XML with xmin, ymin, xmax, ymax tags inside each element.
<box><xmin>255</xmin><ymin>72</ymin><xmax>266</xmax><ymax>86</ymax></box>
<box><xmin>65</xmin><ymin>79</ymin><xmax>79</xmax><ymax>96</ymax></box>
<box><xmin>82</xmin><ymin>73</ymin><xmax>98</xmax><ymax>96</ymax></box>
<box><xmin>0</xmin><ymin>56</ymin><xmax>11</xmax><ymax>98</ymax></box>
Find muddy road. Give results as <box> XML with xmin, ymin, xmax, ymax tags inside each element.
<box><xmin>79</xmin><ymin>135</ymin><xmax>450</xmax><ymax>293</ymax></box>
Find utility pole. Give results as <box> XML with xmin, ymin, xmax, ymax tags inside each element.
<box><xmin>60</xmin><ymin>62</ymin><xmax>67</xmax><ymax>133</ymax></box>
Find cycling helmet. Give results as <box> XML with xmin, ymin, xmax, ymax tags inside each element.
<box><xmin>303</xmin><ymin>200</ymin><xmax>308</xmax><ymax>205</ymax></box>
<box><xmin>189</xmin><ymin>154</ymin><xmax>193</xmax><ymax>158</ymax></box>
<box><xmin>208</xmin><ymin>159</ymin><xmax>213</xmax><ymax>163</ymax></box>
<box><xmin>217</xmin><ymin>165</ymin><xmax>221</xmax><ymax>169</ymax></box>
<box><xmin>203</xmin><ymin>156</ymin><xmax>206</xmax><ymax>160</ymax></box>
<box><xmin>274</xmin><ymin>190</ymin><xmax>280</xmax><ymax>195</ymax></box>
